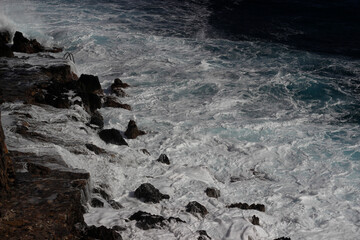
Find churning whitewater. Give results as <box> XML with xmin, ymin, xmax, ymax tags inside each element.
<box><xmin>1</xmin><ymin>0</ymin><xmax>360</xmax><ymax>239</ymax></box>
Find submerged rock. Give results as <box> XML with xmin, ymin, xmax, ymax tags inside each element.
<box><xmin>103</xmin><ymin>96</ymin><xmax>131</xmax><ymax>110</ymax></box>
<box><xmin>129</xmin><ymin>211</ymin><xmax>184</xmax><ymax>230</ymax></box>
<box><xmin>156</xmin><ymin>153</ymin><xmax>170</xmax><ymax>165</ymax></box>
<box><xmin>227</xmin><ymin>202</ymin><xmax>265</xmax><ymax>212</ymax></box>
<box><xmin>205</xmin><ymin>187</ymin><xmax>220</xmax><ymax>198</ymax></box>
<box><xmin>134</xmin><ymin>183</ymin><xmax>170</xmax><ymax>203</ymax></box>
<box><xmin>186</xmin><ymin>201</ymin><xmax>208</xmax><ymax>218</ymax></box>
<box><xmin>85</xmin><ymin>143</ymin><xmax>106</xmax><ymax>155</ymax></box>
<box><xmin>99</xmin><ymin>129</ymin><xmax>128</xmax><ymax>146</ymax></box>
<box><xmin>124</xmin><ymin>120</ymin><xmax>145</xmax><ymax>139</ymax></box>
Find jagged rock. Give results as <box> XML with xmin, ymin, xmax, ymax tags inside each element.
<box><xmin>0</xmin><ymin>111</ymin><xmax>15</xmax><ymax>194</ymax></box>
<box><xmin>129</xmin><ymin>211</ymin><xmax>184</xmax><ymax>230</ymax></box>
<box><xmin>98</xmin><ymin>129</ymin><xmax>128</xmax><ymax>146</ymax></box>
<box><xmin>108</xmin><ymin>200</ymin><xmax>123</xmax><ymax>209</ymax></box>
<box><xmin>186</xmin><ymin>201</ymin><xmax>208</xmax><ymax>218</ymax></box>
<box><xmin>274</xmin><ymin>238</ymin><xmax>291</xmax><ymax>240</ymax></box>
<box><xmin>92</xmin><ymin>187</ymin><xmax>110</xmax><ymax>201</ymax></box>
<box><xmin>111</xmin><ymin>79</ymin><xmax>129</xmax><ymax>97</ymax></box>
<box><xmin>134</xmin><ymin>183</ymin><xmax>170</xmax><ymax>203</ymax></box>
<box><xmin>41</xmin><ymin>64</ymin><xmax>77</xmax><ymax>83</ymax></box>
<box><xmin>141</xmin><ymin>149</ymin><xmax>150</xmax><ymax>155</ymax></box>
<box><xmin>77</xmin><ymin>74</ymin><xmax>102</xmax><ymax>94</ymax></box>
<box><xmin>86</xmin><ymin>144</ymin><xmax>106</xmax><ymax>155</ymax></box>
<box><xmin>11</xmin><ymin>31</ymin><xmax>44</xmax><ymax>53</ymax></box>
<box><xmin>91</xmin><ymin>198</ymin><xmax>104</xmax><ymax>208</ymax></box>
<box><xmin>124</xmin><ymin>120</ymin><xmax>145</xmax><ymax>139</ymax></box>
<box><xmin>89</xmin><ymin>111</ymin><xmax>104</xmax><ymax>129</ymax></box>
<box><xmin>197</xmin><ymin>230</ymin><xmax>212</xmax><ymax>240</ymax></box>
<box><xmin>205</xmin><ymin>187</ymin><xmax>220</xmax><ymax>198</ymax></box>
<box><xmin>227</xmin><ymin>202</ymin><xmax>265</xmax><ymax>212</ymax></box>
<box><xmin>129</xmin><ymin>211</ymin><xmax>166</xmax><ymax>230</ymax></box>
<box><xmin>156</xmin><ymin>153</ymin><xmax>170</xmax><ymax>165</ymax></box>
<box><xmin>0</xmin><ymin>31</ymin><xmax>11</xmax><ymax>44</ymax></box>
<box><xmin>251</xmin><ymin>215</ymin><xmax>260</xmax><ymax>225</ymax></box>
<box><xmin>0</xmin><ymin>43</ymin><xmax>14</xmax><ymax>58</ymax></box>
<box><xmin>84</xmin><ymin>225</ymin><xmax>122</xmax><ymax>240</ymax></box>
<box><xmin>103</xmin><ymin>96</ymin><xmax>131</xmax><ymax>110</ymax></box>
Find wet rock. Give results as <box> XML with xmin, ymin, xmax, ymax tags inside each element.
<box><xmin>0</xmin><ymin>31</ymin><xmax>11</xmax><ymax>44</ymax></box>
<box><xmin>77</xmin><ymin>74</ymin><xmax>102</xmax><ymax>94</ymax></box>
<box><xmin>91</xmin><ymin>198</ymin><xmax>104</xmax><ymax>208</ymax></box>
<box><xmin>205</xmin><ymin>187</ymin><xmax>220</xmax><ymax>198</ymax></box>
<box><xmin>124</xmin><ymin>120</ymin><xmax>145</xmax><ymax>139</ymax></box>
<box><xmin>129</xmin><ymin>211</ymin><xmax>166</xmax><ymax>230</ymax></box>
<box><xmin>111</xmin><ymin>79</ymin><xmax>129</xmax><ymax>97</ymax></box>
<box><xmin>197</xmin><ymin>230</ymin><xmax>212</xmax><ymax>240</ymax></box>
<box><xmin>227</xmin><ymin>202</ymin><xmax>265</xmax><ymax>212</ymax></box>
<box><xmin>104</xmin><ymin>96</ymin><xmax>131</xmax><ymax>110</ymax></box>
<box><xmin>99</xmin><ymin>129</ymin><xmax>128</xmax><ymax>146</ymax></box>
<box><xmin>11</xmin><ymin>31</ymin><xmax>45</xmax><ymax>53</ymax></box>
<box><xmin>251</xmin><ymin>215</ymin><xmax>260</xmax><ymax>225</ymax></box>
<box><xmin>86</xmin><ymin>144</ymin><xmax>106</xmax><ymax>155</ymax></box>
<box><xmin>0</xmin><ymin>43</ymin><xmax>14</xmax><ymax>58</ymax></box>
<box><xmin>109</xmin><ymin>200</ymin><xmax>123</xmax><ymax>209</ymax></box>
<box><xmin>134</xmin><ymin>183</ymin><xmax>170</xmax><ymax>203</ymax></box>
<box><xmin>93</xmin><ymin>187</ymin><xmax>110</xmax><ymax>201</ymax></box>
<box><xmin>89</xmin><ymin>111</ymin><xmax>104</xmax><ymax>129</ymax></box>
<box><xmin>274</xmin><ymin>238</ymin><xmax>291</xmax><ymax>240</ymax></box>
<box><xmin>84</xmin><ymin>225</ymin><xmax>123</xmax><ymax>240</ymax></box>
<box><xmin>156</xmin><ymin>153</ymin><xmax>170</xmax><ymax>165</ymax></box>
<box><xmin>186</xmin><ymin>201</ymin><xmax>208</xmax><ymax>218</ymax></box>
<box><xmin>111</xmin><ymin>226</ymin><xmax>126</xmax><ymax>232</ymax></box>
<box><xmin>141</xmin><ymin>149</ymin><xmax>150</xmax><ymax>155</ymax></box>
<box><xmin>41</xmin><ymin>64</ymin><xmax>76</xmax><ymax>83</ymax></box>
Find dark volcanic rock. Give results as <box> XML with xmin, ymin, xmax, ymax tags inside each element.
<box><xmin>111</xmin><ymin>78</ymin><xmax>129</xmax><ymax>97</ymax></box>
<box><xmin>84</xmin><ymin>225</ymin><xmax>122</xmax><ymax>240</ymax></box>
<box><xmin>134</xmin><ymin>183</ymin><xmax>170</xmax><ymax>203</ymax></box>
<box><xmin>186</xmin><ymin>201</ymin><xmax>208</xmax><ymax>218</ymax></box>
<box><xmin>124</xmin><ymin>120</ymin><xmax>145</xmax><ymax>139</ymax></box>
<box><xmin>227</xmin><ymin>202</ymin><xmax>265</xmax><ymax>212</ymax></box>
<box><xmin>108</xmin><ymin>200</ymin><xmax>123</xmax><ymax>209</ymax></box>
<box><xmin>89</xmin><ymin>111</ymin><xmax>104</xmax><ymax>129</ymax></box>
<box><xmin>198</xmin><ymin>230</ymin><xmax>212</xmax><ymax>240</ymax></box>
<box><xmin>251</xmin><ymin>215</ymin><xmax>260</xmax><ymax>225</ymax></box>
<box><xmin>104</xmin><ymin>96</ymin><xmax>131</xmax><ymax>110</ymax></box>
<box><xmin>129</xmin><ymin>211</ymin><xmax>166</xmax><ymax>230</ymax></box>
<box><xmin>99</xmin><ymin>129</ymin><xmax>128</xmax><ymax>146</ymax></box>
<box><xmin>274</xmin><ymin>238</ymin><xmax>291</xmax><ymax>240</ymax></box>
<box><xmin>0</xmin><ymin>43</ymin><xmax>14</xmax><ymax>58</ymax></box>
<box><xmin>77</xmin><ymin>74</ymin><xmax>102</xmax><ymax>94</ymax></box>
<box><xmin>11</xmin><ymin>31</ymin><xmax>44</xmax><ymax>53</ymax></box>
<box><xmin>91</xmin><ymin>198</ymin><xmax>104</xmax><ymax>208</ymax></box>
<box><xmin>0</xmin><ymin>112</ymin><xmax>15</xmax><ymax>194</ymax></box>
<box><xmin>86</xmin><ymin>144</ymin><xmax>106</xmax><ymax>155</ymax></box>
<box><xmin>205</xmin><ymin>187</ymin><xmax>220</xmax><ymax>198</ymax></box>
<box><xmin>0</xmin><ymin>31</ymin><xmax>11</xmax><ymax>44</ymax></box>
<box><xmin>156</xmin><ymin>153</ymin><xmax>170</xmax><ymax>165</ymax></box>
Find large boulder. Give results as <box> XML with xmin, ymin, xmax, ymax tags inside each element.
<box><xmin>98</xmin><ymin>129</ymin><xmax>128</xmax><ymax>146</ymax></box>
<box><xmin>205</xmin><ymin>187</ymin><xmax>220</xmax><ymax>198</ymax></box>
<box><xmin>185</xmin><ymin>201</ymin><xmax>208</xmax><ymax>218</ymax></box>
<box><xmin>77</xmin><ymin>74</ymin><xmax>102</xmax><ymax>94</ymax></box>
<box><xmin>124</xmin><ymin>120</ymin><xmax>145</xmax><ymax>139</ymax></box>
<box><xmin>134</xmin><ymin>183</ymin><xmax>170</xmax><ymax>203</ymax></box>
<box><xmin>156</xmin><ymin>153</ymin><xmax>170</xmax><ymax>165</ymax></box>
<box><xmin>11</xmin><ymin>31</ymin><xmax>44</xmax><ymax>53</ymax></box>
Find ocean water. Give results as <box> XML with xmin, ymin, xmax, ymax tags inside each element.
<box><xmin>1</xmin><ymin>0</ymin><xmax>360</xmax><ymax>239</ymax></box>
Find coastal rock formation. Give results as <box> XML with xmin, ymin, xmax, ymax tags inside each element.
<box><xmin>103</xmin><ymin>96</ymin><xmax>131</xmax><ymax>110</ymax></box>
<box><xmin>227</xmin><ymin>202</ymin><xmax>265</xmax><ymax>212</ymax></box>
<box><xmin>0</xmin><ymin>32</ymin><xmax>14</xmax><ymax>57</ymax></box>
<box><xmin>134</xmin><ymin>183</ymin><xmax>170</xmax><ymax>203</ymax></box>
<box><xmin>124</xmin><ymin>120</ymin><xmax>145</xmax><ymax>139</ymax></box>
<box><xmin>89</xmin><ymin>111</ymin><xmax>104</xmax><ymax>129</ymax></box>
<box><xmin>86</xmin><ymin>143</ymin><xmax>106</xmax><ymax>155</ymax></box>
<box><xmin>205</xmin><ymin>187</ymin><xmax>220</xmax><ymax>198</ymax></box>
<box><xmin>83</xmin><ymin>225</ymin><xmax>123</xmax><ymax>240</ymax></box>
<box><xmin>111</xmin><ymin>78</ymin><xmax>129</xmax><ymax>97</ymax></box>
<box><xmin>98</xmin><ymin>128</ymin><xmax>128</xmax><ymax>146</ymax></box>
<box><xmin>129</xmin><ymin>211</ymin><xmax>184</xmax><ymax>230</ymax></box>
<box><xmin>11</xmin><ymin>31</ymin><xmax>62</xmax><ymax>54</ymax></box>
<box><xmin>186</xmin><ymin>201</ymin><xmax>208</xmax><ymax>218</ymax></box>
<box><xmin>197</xmin><ymin>230</ymin><xmax>212</xmax><ymax>240</ymax></box>
<box><xmin>156</xmin><ymin>153</ymin><xmax>170</xmax><ymax>165</ymax></box>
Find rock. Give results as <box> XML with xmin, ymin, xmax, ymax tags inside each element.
<box><xmin>91</xmin><ymin>198</ymin><xmax>104</xmax><ymax>208</ymax></box>
<box><xmin>197</xmin><ymin>230</ymin><xmax>212</xmax><ymax>240</ymax></box>
<box><xmin>226</xmin><ymin>202</ymin><xmax>265</xmax><ymax>212</ymax></box>
<box><xmin>251</xmin><ymin>215</ymin><xmax>260</xmax><ymax>225</ymax></box>
<box><xmin>124</xmin><ymin>120</ymin><xmax>145</xmax><ymax>139</ymax></box>
<box><xmin>86</xmin><ymin>144</ymin><xmax>106</xmax><ymax>155</ymax></box>
<box><xmin>108</xmin><ymin>200</ymin><xmax>123</xmax><ymax>209</ymax></box>
<box><xmin>141</xmin><ymin>149</ymin><xmax>150</xmax><ymax>155</ymax></box>
<box><xmin>84</xmin><ymin>225</ymin><xmax>123</xmax><ymax>240</ymax></box>
<box><xmin>111</xmin><ymin>226</ymin><xmax>126</xmax><ymax>232</ymax></box>
<box><xmin>98</xmin><ymin>129</ymin><xmax>128</xmax><ymax>146</ymax></box>
<box><xmin>11</xmin><ymin>31</ymin><xmax>45</xmax><ymax>53</ymax></box>
<box><xmin>274</xmin><ymin>238</ymin><xmax>291</xmax><ymax>240</ymax></box>
<box><xmin>129</xmin><ymin>211</ymin><xmax>167</xmax><ymax>230</ymax></box>
<box><xmin>112</xmin><ymin>78</ymin><xmax>130</xmax><ymax>89</ymax></box>
<box><xmin>89</xmin><ymin>111</ymin><xmax>104</xmax><ymax>129</ymax></box>
<box><xmin>134</xmin><ymin>183</ymin><xmax>170</xmax><ymax>203</ymax></box>
<box><xmin>186</xmin><ymin>201</ymin><xmax>208</xmax><ymax>218</ymax></box>
<box><xmin>0</xmin><ymin>31</ymin><xmax>11</xmax><ymax>44</ymax></box>
<box><xmin>0</xmin><ymin>43</ymin><xmax>14</xmax><ymax>58</ymax></box>
<box><xmin>205</xmin><ymin>187</ymin><xmax>220</xmax><ymax>198</ymax></box>
<box><xmin>77</xmin><ymin>74</ymin><xmax>102</xmax><ymax>94</ymax></box>
<box><xmin>0</xmin><ymin>111</ymin><xmax>15</xmax><ymax>194</ymax></box>
<box><xmin>156</xmin><ymin>153</ymin><xmax>170</xmax><ymax>165</ymax></box>
<box><xmin>103</xmin><ymin>96</ymin><xmax>131</xmax><ymax>110</ymax></box>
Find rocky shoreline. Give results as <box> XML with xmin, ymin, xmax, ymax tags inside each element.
<box><xmin>0</xmin><ymin>30</ymin><xmax>290</xmax><ymax>240</ymax></box>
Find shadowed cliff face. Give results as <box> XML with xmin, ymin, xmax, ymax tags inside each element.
<box><xmin>207</xmin><ymin>0</ymin><xmax>360</xmax><ymax>58</ymax></box>
<box><xmin>0</xmin><ymin>111</ymin><xmax>15</xmax><ymax>194</ymax></box>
